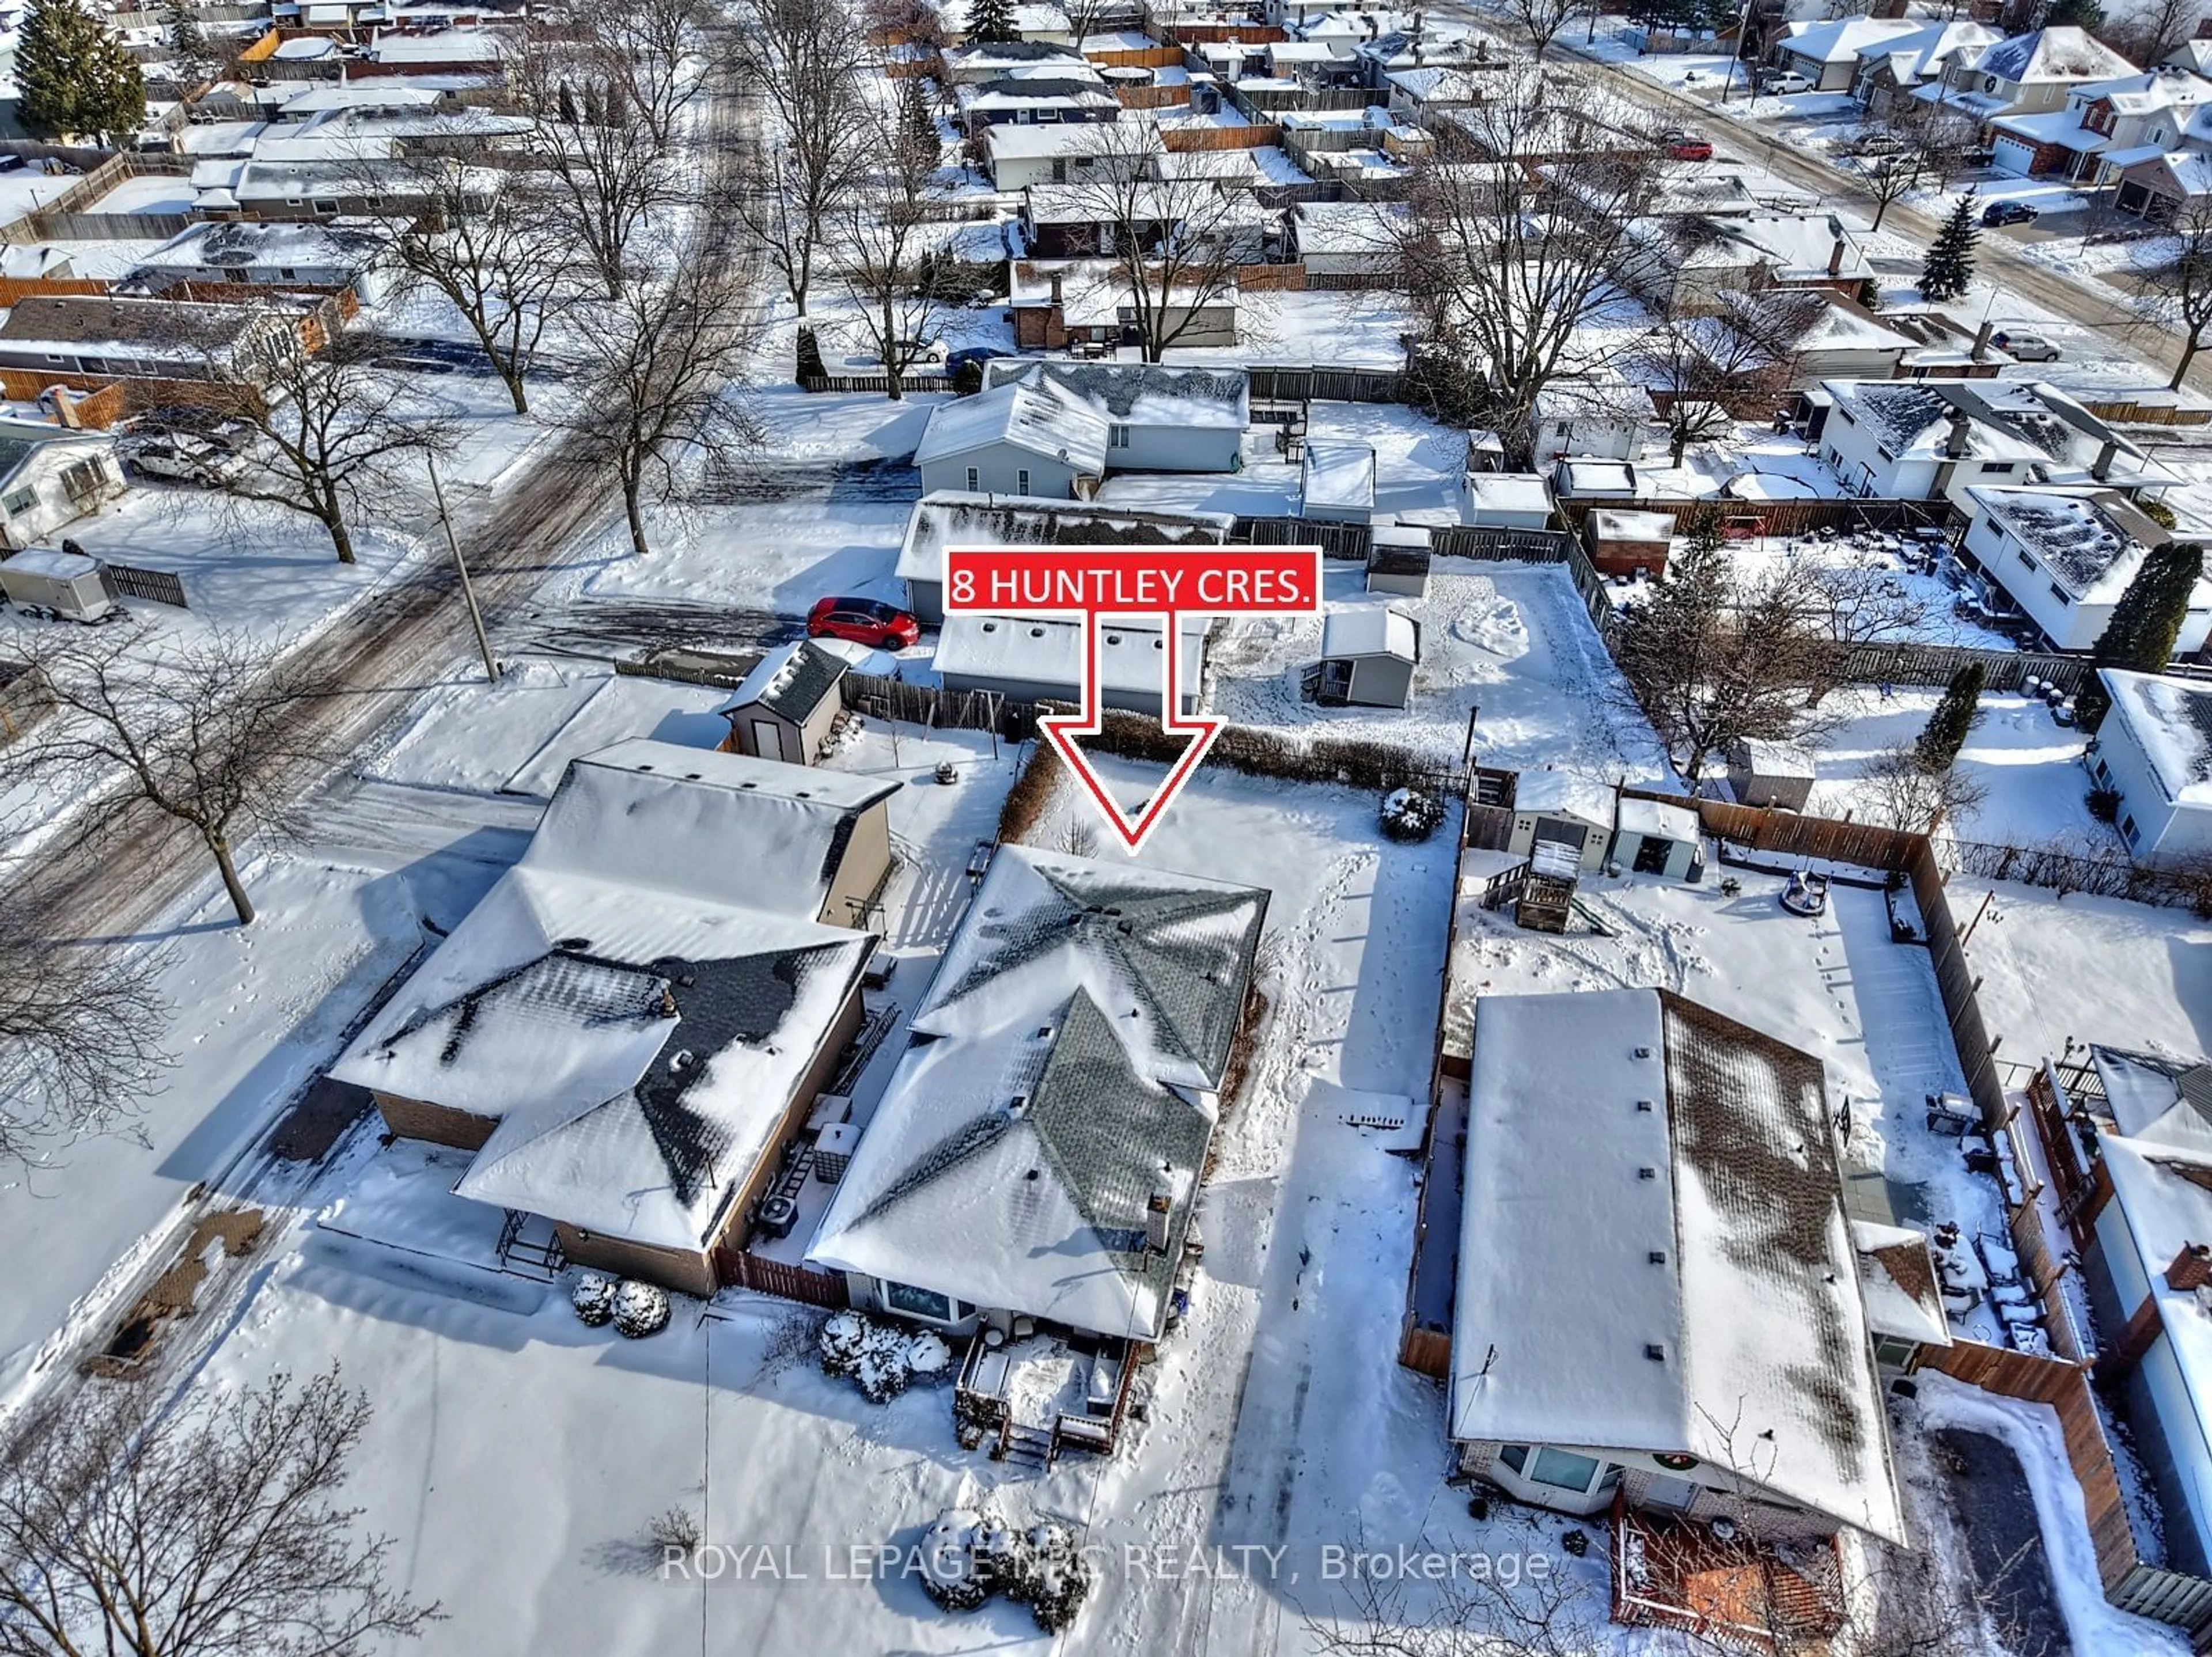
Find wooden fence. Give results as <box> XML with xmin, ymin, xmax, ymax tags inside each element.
<box><xmin>1116</xmin><ymin>83</ymin><xmax>1192</xmax><ymax>109</ymax></box>
<box><xmin>717</xmin><ymin>1248</ymin><xmax>850</xmax><ymax>1309</ymax></box>
<box><xmin>1431</xmin><ymin>525</ymin><xmax>1578</xmax><ymax>561</ymax></box>
<box><xmin>1244</xmin><ymin>364</ymin><xmax>1408</xmax><ymax>404</ymax></box>
<box><xmin>797</xmin><ymin>371</ymin><xmax>955</xmax><ymax>395</ymax></box>
<box><xmin>1233</xmin><ymin>515</ymin><xmax>1369</xmax><ymax>559</ymax></box>
<box><xmin>1398</xmin><ymin>1321</ymin><xmax>1450</xmax><ymax>1379</ymax></box>
<box><xmin>842</xmin><ymin>670</ymin><xmax>1018</xmax><ymax>737</ymax></box>
<box><xmin>1842</xmin><ymin>640</ymin><xmax>2089</xmax><ymax>695</ymax></box>
<box><xmin>1554</xmin><ymin>495</ymin><xmax>1951</xmax><ymax>539</ymax></box>
<box><xmin>1161</xmin><ymin>122</ymin><xmax>1284</xmax><ymax>153</ymax></box>
<box><xmin>0</xmin><ymin>150</ymin><xmax>195</xmax><ymax>247</ymax></box>
<box><xmin>1236</xmin><ymin>260</ymin><xmax>1306</xmax><ymax>292</ymax></box>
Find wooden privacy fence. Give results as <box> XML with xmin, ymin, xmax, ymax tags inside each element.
<box><xmin>1399</xmin><ymin>1321</ymin><xmax>1450</xmax><ymax>1379</ymax></box>
<box><xmin>717</xmin><ymin>1248</ymin><xmax>849</xmax><ymax>1309</ymax></box>
<box><xmin>1233</xmin><ymin>515</ymin><xmax>1369</xmax><ymax>559</ymax></box>
<box><xmin>1554</xmin><ymin>495</ymin><xmax>1950</xmax><ymax>539</ymax></box>
<box><xmin>1843</xmin><ymin>640</ymin><xmax>2090</xmax><ymax>695</ymax></box>
<box><xmin>798</xmin><ymin>371</ymin><xmax>955</xmax><ymax>395</ymax></box>
<box><xmin>842</xmin><ymin>670</ymin><xmax>1017</xmax><ymax>738</ymax></box>
<box><xmin>1243</xmin><ymin>364</ymin><xmax>1408</xmax><ymax>403</ymax></box>
<box><xmin>1431</xmin><ymin>525</ymin><xmax>1578</xmax><ymax>561</ymax></box>
<box><xmin>1161</xmin><ymin>122</ymin><xmax>1283</xmax><ymax>153</ymax></box>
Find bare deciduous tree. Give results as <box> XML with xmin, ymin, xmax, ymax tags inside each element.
<box><xmin>2107</xmin><ymin>0</ymin><xmax>2204</xmax><ymax>69</ymax></box>
<box><xmin>1860</xmin><ymin>741</ymin><xmax>1989</xmax><ymax>833</ymax></box>
<box><xmin>512</xmin><ymin>25</ymin><xmax>684</xmax><ymax>298</ymax></box>
<box><xmin>8</xmin><ymin>625</ymin><xmax>334</xmax><ymax>926</ymax></box>
<box><xmin>150</xmin><ymin>313</ymin><xmax>456</xmax><ymax>566</ymax></box>
<box><xmin>0</xmin><ymin>930</ymin><xmax>168</xmax><ymax>1165</ymax></box>
<box><xmin>594</xmin><ymin>0</ymin><xmax>714</xmax><ymax>154</ymax></box>
<box><xmin>1056</xmin><ymin>120</ymin><xmax>1258</xmax><ymax>362</ymax></box>
<box><xmin>384</xmin><ymin>160</ymin><xmax>575</xmax><ymax>415</ymax></box>
<box><xmin>1399</xmin><ymin>73</ymin><xmax>1667</xmax><ymax>468</ymax></box>
<box><xmin>2133</xmin><ymin>196</ymin><xmax>2212</xmax><ymax>392</ymax></box>
<box><xmin>1507</xmin><ymin>0</ymin><xmax>1582</xmax><ymax>58</ymax></box>
<box><xmin>727</xmin><ymin>0</ymin><xmax>875</xmax><ymax>317</ymax></box>
<box><xmin>551</xmin><ymin>252</ymin><xmax>762</xmax><ymax>555</ymax></box>
<box><xmin>827</xmin><ymin>85</ymin><xmax>959</xmax><ymax>399</ymax></box>
<box><xmin>1633</xmin><ymin>290</ymin><xmax>1811</xmax><ymax>466</ymax></box>
<box><xmin>0</xmin><ymin>1366</ymin><xmax>438</xmax><ymax>1656</ymax></box>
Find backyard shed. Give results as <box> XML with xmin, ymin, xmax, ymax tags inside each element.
<box><xmin>1584</xmin><ymin>508</ymin><xmax>1675</xmax><ymax>579</ymax></box>
<box><xmin>1727</xmin><ymin>737</ymin><xmax>1818</xmax><ymax>810</ymax></box>
<box><xmin>0</xmin><ymin>658</ymin><xmax>52</xmax><ymax>745</ymax></box>
<box><xmin>1609</xmin><ymin>795</ymin><xmax>1702</xmax><ymax>879</ymax></box>
<box><xmin>1313</xmin><ymin>605</ymin><xmax>1421</xmax><ymax>709</ymax></box>
<box><xmin>0</xmin><ymin>548</ymin><xmax>113</xmax><ymax>621</ymax></box>
<box><xmin>1505</xmin><ymin>771</ymin><xmax>1615</xmax><ymax>874</ymax></box>
<box><xmin>1365</xmin><ymin>523</ymin><xmax>1432</xmax><ymax>598</ymax></box>
<box><xmin>1464</xmin><ymin>473</ymin><xmax>1554</xmax><ymax>529</ymax></box>
<box><xmin>720</xmin><ymin>639</ymin><xmax>849</xmax><ymax>766</ymax></box>
<box><xmin>1301</xmin><ymin>440</ymin><xmax>1377</xmax><ymax>524</ymax></box>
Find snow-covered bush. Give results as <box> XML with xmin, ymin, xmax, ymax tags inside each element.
<box><xmin>907</xmin><ymin>1330</ymin><xmax>952</xmax><ymax>1377</ymax></box>
<box><xmin>1380</xmin><ymin>788</ymin><xmax>1444</xmax><ymax>843</ymax></box>
<box><xmin>821</xmin><ymin>1313</ymin><xmax>955</xmax><ymax>1400</ymax></box>
<box><xmin>919</xmin><ymin>1507</ymin><xmax>993</xmax><ymax>1612</ymax></box>
<box><xmin>1009</xmin><ymin>1522</ymin><xmax>1092</xmax><ymax>1632</ymax></box>
<box><xmin>820</xmin><ymin>1310</ymin><xmax>869</xmax><ymax>1375</ymax></box>
<box><xmin>612</xmin><ymin>1279</ymin><xmax>670</xmax><ymax>1338</ymax></box>
<box><xmin>854</xmin><ymin>1321</ymin><xmax>915</xmax><ymax>1401</ymax></box>
<box><xmin>571</xmin><ymin>1273</ymin><xmax>615</xmax><ymax>1327</ymax></box>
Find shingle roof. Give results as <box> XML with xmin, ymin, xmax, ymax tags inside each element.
<box><xmin>724</xmin><ymin>639</ymin><xmax>847</xmax><ymax>725</ymax></box>
<box><xmin>981</xmin><ymin>359</ymin><xmax>1250</xmax><ymax>427</ymax></box>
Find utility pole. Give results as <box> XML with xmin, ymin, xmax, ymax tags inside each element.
<box><xmin>427</xmin><ymin>454</ymin><xmax>499</xmax><ymax>684</ymax></box>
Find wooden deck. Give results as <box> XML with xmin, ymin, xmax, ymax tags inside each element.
<box><xmin>1610</xmin><ymin>1498</ymin><xmax>1844</xmax><ymax>1654</ymax></box>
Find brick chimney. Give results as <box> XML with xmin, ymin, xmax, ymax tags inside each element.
<box><xmin>1827</xmin><ymin>215</ymin><xmax>1847</xmax><ymax>279</ymax></box>
<box><xmin>1047</xmin><ymin>268</ymin><xmax>1063</xmax><ymax>304</ymax></box>
<box><xmin>1944</xmin><ymin>405</ymin><xmax>1973</xmax><ymax>460</ymax></box>
<box><xmin>2092</xmin><ymin>436</ymin><xmax>2118</xmax><ymax>481</ymax></box>
<box><xmin>2168</xmin><ymin>1242</ymin><xmax>2212</xmax><ymax>1292</ymax></box>
<box><xmin>1972</xmin><ymin>319</ymin><xmax>1993</xmax><ymax>361</ymax></box>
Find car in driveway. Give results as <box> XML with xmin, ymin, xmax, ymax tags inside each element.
<box><xmin>119</xmin><ymin>434</ymin><xmax>235</xmax><ymax>486</ymax></box>
<box><xmin>1982</xmin><ymin>200</ymin><xmax>2039</xmax><ymax>226</ymax></box>
<box><xmin>1991</xmin><ymin>330</ymin><xmax>2061</xmax><ymax>362</ymax></box>
<box><xmin>1658</xmin><ymin>128</ymin><xmax>1714</xmax><ymax>161</ymax></box>
<box><xmin>808</xmin><ymin>595</ymin><xmax>921</xmax><ymax>649</ymax></box>
<box><xmin>1758</xmin><ymin>70</ymin><xmax>1812</xmax><ymax>96</ymax></box>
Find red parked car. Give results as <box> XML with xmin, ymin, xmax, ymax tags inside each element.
<box><xmin>1665</xmin><ymin>135</ymin><xmax>1714</xmax><ymax>161</ymax></box>
<box><xmin>808</xmin><ymin>595</ymin><xmax>921</xmax><ymax>649</ymax></box>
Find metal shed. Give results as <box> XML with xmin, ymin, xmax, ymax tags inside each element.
<box><xmin>1609</xmin><ymin>795</ymin><xmax>1703</xmax><ymax>880</ymax></box>
<box><xmin>1366</xmin><ymin>523</ymin><xmax>1432</xmax><ymax>598</ymax></box>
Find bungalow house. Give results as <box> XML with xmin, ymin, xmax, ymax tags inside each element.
<box><xmin>0</xmin><ymin>419</ymin><xmax>126</xmax><ymax>551</ymax></box>
<box><xmin>1020</xmin><ymin>181</ymin><xmax>1184</xmax><ymax>259</ymax></box>
<box><xmin>719</xmin><ymin>639</ymin><xmax>850</xmax><ymax>767</ymax></box>
<box><xmin>980</xmin><ymin>360</ymin><xmax>1249</xmax><ymax>474</ymax></box>
<box><xmin>957</xmin><ymin>73</ymin><xmax>1118</xmax><ymax>138</ymax></box>
<box><xmin>941</xmin><ymin>41</ymin><xmax>1093</xmax><ymax>85</ymax></box>
<box><xmin>934</xmin><ymin>612</ymin><xmax>1207</xmax><ymax>715</ymax></box>
<box><xmin>122</xmin><ymin>218</ymin><xmax>390</xmax><ymax>301</ymax></box>
<box><xmin>1916</xmin><ymin>26</ymin><xmax>2138</xmax><ymax>135</ymax></box>
<box><xmin>1986</xmin><ymin>68</ymin><xmax>2212</xmax><ymax>181</ymax></box>
<box><xmin>0</xmin><ymin>294</ymin><xmax>329</xmax><ymax>397</ymax></box>
<box><xmin>988</xmin><ymin>120</ymin><xmax>1126</xmax><ymax>190</ymax></box>
<box><xmin>1808</xmin><ymin>378</ymin><xmax>2173</xmax><ymax>513</ymax></box>
<box><xmin>809</xmin><ymin>845</ymin><xmax>1267</xmax><ymax>1343</ymax></box>
<box><xmin>1960</xmin><ymin>486</ymin><xmax>2206</xmax><ymax>653</ymax></box>
<box><xmin>895</xmin><ymin>491</ymin><xmax>1233</xmax><ymax>624</ymax></box>
<box><xmin>1617</xmin><ymin>212</ymin><xmax>1869</xmax><ymax>317</ymax></box>
<box><xmin>329</xmin><ymin>742</ymin><xmax>900</xmax><ymax>1296</ymax></box>
<box><xmin>1312</xmin><ymin>604</ymin><xmax>1420</xmax><ymax>708</ymax></box>
<box><xmin>914</xmin><ymin>377</ymin><xmax>1111</xmax><ymax>499</ymax></box>
<box><xmin>1451</xmin><ymin>988</ymin><xmax>1906</xmax><ymax>1544</ymax></box>
<box><xmin>1287</xmin><ymin>200</ymin><xmax>1409</xmax><ymax>280</ymax></box>
<box><xmin>1771</xmin><ymin>16</ymin><xmax>1924</xmax><ymax>94</ymax></box>
<box><xmin>1851</xmin><ymin>20</ymin><xmax>2003</xmax><ymax>116</ymax></box>
<box><xmin>1384</xmin><ymin>65</ymin><xmax>1489</xmax><ymax>122</ymax></box>
<box><xmin>2086</xmin><ymin>670</ymin><xmax>2212</xmax><ymax>862</ymax></box>
<box><xmin>1007</xmin><ymin>257</ymin><xmax>1241</xmax><ymax>351</ymax></box>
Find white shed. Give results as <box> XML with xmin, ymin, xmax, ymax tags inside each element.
<box><xmin>1314</xmin><ymin>605</ymin><xmax>1420</xmax><ymax>709</ymax></box>
<box><xmin>1506</xmin><ymin>771</ymin><xmax>1616</xmax><ymax>874</ymax></box>
<box><xmin>1609</xmin><ymin>795</ymin><xmax>1702</xmax><ymax>879</ymax></box>
<box><xmin>1301</xmin><ymin>440</ymin><xmax>1377</xmax><ymax>524</ymax></box>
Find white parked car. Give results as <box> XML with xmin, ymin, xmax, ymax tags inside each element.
<box><xmin>1991</xmin><ymin>330</ymin><xmax>2061</xmax><ymax>363</ymax></box>
<box><xmin>1760</xmin><ymin>70</ymin><xmax>1813</xmax><ymax>96</ymax></box>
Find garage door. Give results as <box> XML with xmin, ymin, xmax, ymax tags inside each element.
<box><xmin>1991</xmin><ymin>136</ymin><xmax>2036</xmax><ymax>177</ymax></box>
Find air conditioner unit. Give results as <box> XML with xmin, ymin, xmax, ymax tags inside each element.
<box><xmin>757</xmin><ymin>1195</ymin><xmax>800</xmax><ymax>1240</ymax></box>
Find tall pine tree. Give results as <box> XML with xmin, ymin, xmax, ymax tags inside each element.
<box><xmin>1912</xmin><ymin>662</ymin><xmax>1986</xmax><ymax>772</ymax></box>
<box><xmin>2076</xmin><ymin>541</ymin><xmax>2207</xmax><ymax>731</ymax></box>
<box><xmin>1920</xmin><ymin>195</ymin><xmax>1980</xmax><ymax>304</ymax></box>
<box><xmin>965</xmin><ymin>0</ymin><xmax>1018</xmax><ymax>44</ymax></box>
<box><xmin>163</xmin><ymin>0</ymin><xmax>206</xmax><ymax>70</ymax></box>
<box><xmin>17</xmin><ymin>0</ymin><xmax>146</xmax><ymax>146</ymax></box>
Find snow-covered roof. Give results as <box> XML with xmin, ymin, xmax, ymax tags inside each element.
<box><xmin>1588</xmin><ymin>509</ymin><xmax>1676</xmax><ymax>541</ymax></box>
<box><xmin>1974</xmin><ymin>25</ymin><xmax>2135</xmax><ymax>87</ymax></box>
<box><xmin>1321</xmin><ymin>603</ymin><xmax>1418</xmax><ymax>662</ymax></box>
<box><xmin>1614</xmin><ymin>795</ymin><xmax>1698</xmax><ymax>843</ymax></box>
<box><xmin>1290</xmin><ymin>199</ymin><xmax>1409</xmax><ymax>257</ymax></box>
<box><xmin>1465</xmin><ymin>473</ymin><xmax>1554</xmax><ymax>518</ymax></box>
<box><xmin>981</xmin><ymin>359</ymin><xmax>1249</xmax><ymax>430</ymax></box>
<box><xmin>2093</xmin><ymin>1134</ymin><xmax>2212</xmax><ymax>1470</ymax></box>
<box><xmin>808</xmin><ymin>847</ymin><xmax>1267</xmax><ymax>1337</ymax></box>
<box><xmin>2101</xmin><ymin>669</ymin><xmax>2212</xmax><ymax>810</ymax></box>
<box><xmin>1511</xmin><ymin>768</ymin><xmax>1613</xmax><ymax>823</ymax></box>
<box><xmin>128</xmin><ymin>217</ymin><xmax>387</xmax><ymax>278</ymax></box>
<box><xmin>2127</xmin><ymin>147</ymin><xmax>2212</xmax><ymax>198</ymax></box>
<box><xmin>1302</xmin><ymin>439</ymin><xmax>1376</xmax><ymax>515</ymax></box>
<box><xmin>896</xmin><ymin>490</ymin><xmax>1232</xmax><ymax>583</ymax></box>
<box><xmin>934</xmin><ymin>612</ymin><xmax>1206</xmax><ymax>705</ymax></box>
<box><xmin>987</xmin><ymin>122</ymin><xmax>1113</xmax><ymax>161</ymax></box>
<box><xmin>1451</xmin><ymin>989</ymin><xmax>1904</xmax><ymax>1542</ymax></box>
<box><xmin>280</xmin><ymin>82</ymin><xmax>441</xmax><ymax>115</ymax></box>
<box><xmin>915</xmin><ymin>378</ymin><xmax>1111</xmax><ymax>476</ymax></box>
<box><xmin>332</xmin><ymin>866</ymin><xmax>870</xmax><ymax>1251</ymax></box>
<box><xmin>2090</xmin><ymin>1046</ymin><xmax>2212</xmax><ymax>1155</ymax></box>
<box><xmin>1850</xmin><ymin>1220</ymin><xmax>1952</xmax><ymax>1348</ymax></box>
<box><xmin>1859</xmin><ymin>20</ymin><xmax>2001</xmax><ymax>85</ymax></box>
<box><xmin>1823</xmin><ymin>378</ymin><xmax>2141</xmax><ymax>475</ymax></box>
<box><xmin>529</xmin><ymin>740</ymin><xmax>900</xmax><ymax>922</ymax></box>
<box><xmin>722</xmin><ymin>638</ymin><xmax>847</xmax><ymax>724</ymax></box>
<box><xmin>1965</xmin><ymin>486</ymin><xmax>2166</xmax><ymax>604</ymax></box>
<box><xmin>2</xmin><ymin>547</ymin><xmax>98</xmax><ymax>580</ymax></box>
<box><xmin>1779</xmin><ymin>14</ymin><xmax>1920</xmax><ymax>65</ymax></box>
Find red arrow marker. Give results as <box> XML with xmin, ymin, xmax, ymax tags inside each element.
<box><xmin>945</xmin><ymin>545</ymin><xmax>1323</xmax><ymax>853</ymax></box>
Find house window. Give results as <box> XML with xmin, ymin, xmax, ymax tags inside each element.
<box><xmin>1983</xmin><ymin>462</ymin><xmax>2015</xmax><ymax>475</ymax></box>
<box><xmin>2122</xmin><ymin>813</ymin><xmax>2141</xmax><ymax>845</ymax></box>
<box><xmin>1529</xmin><ymin>1447</ymin><xmax>1604</xmax><ymax>1492</ymax></box>
<box><xmin>1873</xmin><ymin>1334</ymin><xmax>1919</xmax><ymax>1368</ymax></box>
<box><xmin>1497</xmin><ymin>1444</ymin><xmax>1528</xmax><ymax>1473</ymax></box>
<box><xmin>1017</xmin><ymin>468</ymin><xmax>1031</xmax><ymax>494</ymax></box>
<box><xmin>1109</xmin><ymin>423</ymin><xmax>1130</xmax><ymax>449</ymax></box>
<box><xmin>1554</xmin><ymin>421</ymin><xmax>1571</xmax><ymax>437</ymax></box>
<box><xmin>311</xmin><ymin>199</ymin><xmax>339</xmax><ymax>216</ymax></box>
<box><xmin>2094</xmin><ymin>756</ymin><xmax>2112</xmax><ymax>785</ymax></box>
<box><xmin>964</xmin><ymin>465</ymin><xmax>979</xmax><ymax>491</ymax></box>
<box><xmin>2050</xmin><ymin>583</ymin><xmax>2071</xmax><ymax>605</ymax></box>
<box><xmin>2016</xmin><ymin>548</ymin><xmax>2035</xmax><ymax>568</ymax></box>
<box><xmin>881</xmin><ymin>1280</ymin><xmax>955</xmax><ymax>1321</ymax></box>
<box><xmin>2</xmin><ymin>486</ymin><xmax>35</xmax><ymax>515</ymax></box>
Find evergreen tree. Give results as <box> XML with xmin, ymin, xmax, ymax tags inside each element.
<box><xmin>965</xmin><ymin>0</ymin><xmax>1019</xmax><ymax>44</ymax></box>
<box><xmin>898</xmin><ymin>74</ymin><xmax>938</xmax><ymax>157</ymax></box>
<box><xmin>2044</xmin><ymin>0</ymin><xmax>2105</xmax><ymax>29</ymax></box>
<box><xmin>1919</xmin><ymin>195</ymin><xmax>1980</xmax><ymax>303</ymax></box>
<box><xmin>163</xmin><ymin>0</ymin><xmax>206</xmax><ymax>67</ymax></box>
<box><xmin>1912</xmin><ymin>662</ymin><xmax>1986</xmax><ymax>773</ymax></box>
<box><xmin>16</xmin><ymin>0</ymin><xmax>147</xmax><ymax>146</ymax></box>
<box><xmin>2077</xmin><ymin>541</ymin><xmax>2207</xmax><ymax>731</ymax></box>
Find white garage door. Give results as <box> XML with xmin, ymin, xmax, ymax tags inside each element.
<box><xmin>1991</xmin><ymin>136</ymin><xmax>2036</xmax><ymax>177</ymax></box>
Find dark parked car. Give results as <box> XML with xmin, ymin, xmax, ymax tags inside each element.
<box><xmin>1982</xmin><ymin>200</ymin><xmax>2039</xmax><ymax>226</ymax></box>
<box><xmin>808</xmin><ymin>595</ymin><xmax>921</xmax><ymax>649</ymax></box>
